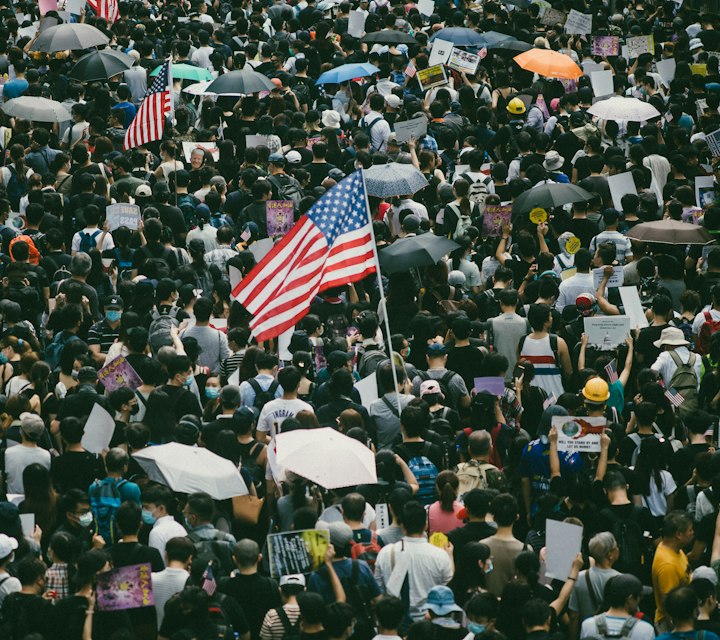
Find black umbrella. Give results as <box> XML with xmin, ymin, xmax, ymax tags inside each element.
<box><xmin>361</xmin><ymin>30</ymin><xmax>419</xmax><ymax>45</ymax></box>
<box><xmin>205</xmin><ymin>69</ymin><xmax>276</xmax><ymax>95</ymax></box>
<box><xmin>512</xmin><ymin>184</ymin><xmax>594</xmax><ymax>214</ymax></box>
<box><xmin>69</xmin><ymin>49</ymin><xmax>134</xmax><ymax>82</ymax></box>
<box><xmin>29</xmin><ymin>23</ymin><xmax>109</xmax><ymax>52</ymax></box>
<box><xmin>489</xmin><ymin>39</ymin><xmax>533</xmax><ymax>53</ymax></box>
<box><xmin>627</xmin><ymin>220</ymin><xmax>714</xmax><ymax>245</ymax></box>
<box><xmin>379</xmin><ymin>234</ymin><xmax>460</xmax><ymax>275</ymax></box>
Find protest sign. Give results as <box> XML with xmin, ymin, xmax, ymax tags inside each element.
<box><xmin>619</xmin><ymin>286</ymin><xmax>649</xmax><ymax>329</ymax></box>
<box><xmin>278</xmin><ymin>326</ymin><xmax>293</xmax><ymax>362</ymax></box>
<box><xmin>376</xmin><ymin>503</ymin><xmax>390</xmax><ymax>530</ymax></box>
<box><xmin>696</xmin><ymin>176</ymin><xmax>716</xmax><ymax>209</ymax></box>
<box><xmin>418</xmin><ymin>0</ymin><xmax>435</xmax><ymax>15</ymax></box>
<box><xmin>266</xmin><ymin>200</ymin><xmax>294</xmax><ymax>238</ymax></box>
<box><xmin>608</xmin><ymin>172</ymin><xmax>637</xmax><ymax>210</ymax></box>
<box><xmin>593</xmin><ymin>265</ymin><xmax>624</xmax><ymax>288</ymax></box>
<box><xmin>656</xmin><ymin>58</ymin><xmax>676</xmax><ymax>87</ymax></box>
<box><xmin>560</xmin><ymin>78</ymin><xmax>578</xmax><ymax>93</ymax></box>
<box><xmin>546</xmin><ymin>520</ymin><xmax>583</xmax><ymax>579</ymax></box>
<box><xmin>20</xmin><ymin>514</ymin><xmax>34</xmax><ymax>537</ymax></box>
<box><xmin>394</xmin><ymin>117</ymin><xmax>428</xmax><ymax>143</ymax></box>
<box><xmin>564</xmin><ymin>9</ymin><xmax>592</xmax><ymax>34</ymax></box>
<box><xmin>267</xmin><ymin>529</ymin><xmax>330</xmax><ymax>578</ymax></box>
<box><xmin>591</xmin><ymin>36</ymin><xmax>619</xmax><ymax>56</ymax></box>
<box><xmin>354</xmin><ymin>372</ymin><xmax>379</xmax><ymax>408</ymax></box>
<box><xmin>474</xmin><ymin>377</ymin><xmax>506</xmax><ymax>396</ymax></box>
<box><xmin>691</xmin><ymin>64</ymin><xmax>708</xmax><ymax>76</ymax></box>
<box><xmin>584</xmin><ymin>316</ymin><xmax>631</xmax><ymax>350</ymax></box>
<box><xmin>249</xmin><ymin>238</ymin><xmax>274</xmax><ymax>262</ymax></box>
<box><xmin>98</xmin><ymin>356</ymin><xmax>143</xmax><ymax>392</ymax></box>
<box><xmin>583</xmin><ymin>62</ymin><xmax>604</xmax><ymax>76</ymax></box>
<box><xmin>532</xmin><ymin>0</ymin><xmax>551</xmax><ymax>15</ymax></box>
<box><xmin>447</xmin><ymin>48</ymin><xmax>480</xmax><ymax>74</ymax></box>
<box><xmin>246</xmin><ymin>134</ymin><xmax>271</xmax><ymax>148</ymax></box>
<box><xmin>590</xmin><ymin>70</ymin><xmax>613</xmax><ymax>97</ymax></box>
<box><xmin>541</xmin><ymin>8</ymin><xmax>565</xmax><ymax>25</ymax></box>
<box><xmin>39</xmin><ymin>0</ymin><xmax>57</xmax><ymax>14</ymax></box>
<box><xmin>626</xmin><ymin>35</ymin><xmax>654</xmax><ymax>58</ymax></box>
<box><xmin>553</xmin><ymin>416</ymin><xmax>606</xmax><ymax>453</ymax></box>
<box><xmin>482</xmin><ymin>205</ymin><xmax>512</xmax><ymax>237</ymax></box>
<box><xmin>706</xmin><ymin>129</ymin><xmax>720</xmax><ymax>157</ymax></box>
<box><xmin>348</xmin><ymin>10</ymin><xmax>366</xmax><ymax>37</ymax></box>
<box><xmin>314</xmin><ymin>343</ymin><xmax>327</xmax><ymax>373</ymax></box>
<box><xmin>182</xmin><ymin>141</ymin><xmax>219</xmax><ymax>162</ymax></box>
<box><xmin>428</xmin><ymin>39</ymin><xmax>453</xmax><ymax>67</ymax></box>
<box><xmin>97</xmin><ymin>564</ymin><xmax>154</xmax><ymax>611</ymax></box>
<box><xmin>81</xmin><ymin>404</ymin><xmax>116</xmax><ymax>455</ymax></box>
<box><xmin>417</xmin><ymin>65</ymin><xmax>447</xmax><ymax>91</ymax></box>
<box><xmin>106</xmin><ymin>203</ymin><xmax>141</xmax><ymax>231</ymax></box>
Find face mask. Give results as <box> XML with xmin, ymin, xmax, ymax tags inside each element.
<box><xmin>183</xmin><ymin>374</ymin><xmax>194</xmax><ymax>388</ymax></box>
<box><xmin>78</xmin><ymin>512</ymin><xmax>93</xmax><ymax>528</ymax></box>
<box><xmin>540</xmin><ymin>434</ymin><xmax>549</xmax><ymax>445</ymax></box>
<box><xmin>0</xmin><ymin>353</ymin><xmax>8</xmax><ymax>365</ymax></box>
<box><xmin>130</xmin><ymin>402</ymin><xmax>140</xmax><ymax>416</ymax></box>
<box><xmin>485</xmin><ymin>559</ymin><xmax>494</xmax><ymax>574</ymax></box>
<box><xmin>184</xmin><ymin>516</ymin><xmax>194</xmax><ymax>530</ymax></box>
<box><xmin>106</xmin><ymin>310</ymin><xmax>122</xmax><ymax>323</ymax></box>
<box><xmin>71</xmin><ymin>370</ymin><xmax>79</xmax><ymax>380</ymax></box>
<box><xmin>468</xmin><ymin>623</ymin><xmax>486</xmax><ymax>635</ymax></box>
<box><xmin>205</xmin><ymin>387</ymin><xmax>220</xmax><ymax>399</ymax></box>
<box><xmin>142</xmin><ymin>510</ymin><xmax>157</xmax><ymax>526</ymax></box>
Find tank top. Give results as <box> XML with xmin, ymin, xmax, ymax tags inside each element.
<box><xmin>519</xmin><ymin>334</ymin><xmax>564</xmax><ymax>398</ymax></box>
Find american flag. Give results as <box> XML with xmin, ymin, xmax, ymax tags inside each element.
<box><xmin>87</xmin><ymin>0</ymin><xmax>118</xmax><ymax>23</ymax></box>
<box><xmin>202</xmin><ymin>562</ymin><xmax>217</xmax><ymax>596</ymax></box>
<box><xmin>405</xmin><ymin>62</ymin><xmax>416</xmax><ymax>78</ymax></box>
<box><xmin>664</xmin><ymin>387</ymin><xmax>685</xmax><ymax>408</ymax></box>
<box><xmin>123</xmin><ymin>59</ymin><xmax>172</xmax><ymax>151</ymax></box>
<box><xmin>604</xmin><ymin>359</ymin><xmax>619</xmax><ymax>384</ymax></box>
<box><xmin>543</xmin><ymin>393</ymin><xmax>556</xmax><ymax>410</ymax></box>
<box><xmin>232</xmin><ymin>171</ymin><xmax>376</xmax><ymax>342</ymax></box>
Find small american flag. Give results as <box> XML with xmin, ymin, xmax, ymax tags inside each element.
<box><xmin>543</xmin><ymin>393</ymin><xmax>557</xmax><ymax>410</ymax></box>
<box><xmin>87</xmin><ymin>0</ymin><xmax>118</xmax><ymax>23</ymax></box>
<box><xmin>232</xmin><ymin>171</ymin><xmax>376</xmax><ymax>342</ymax></box>
<box><xmin>202</xmin><ymin>562</ymin><xmax>217</xmax><ymax>596</ymax></box>
<box><xmin>604</xmin><ymin>359</ymin><xmax>619</xmax><ymax>384</ymax></box>
<box><xmin>405</xmin><ymin>62</ymin><xmax>416</xmax><ymax>78</ymax></box>
<box><xmin>664</xmin><ymin>387</ymin><xmax>685</xmax><ymax>408</ymax></box>
<box><xmin>123</xmin><ymin>58</ymin><xmax>172</xmax><ymax>151</ymax></box>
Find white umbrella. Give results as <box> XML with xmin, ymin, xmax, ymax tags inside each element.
<box><xmin>183</xmin><ymin>80</ymin><xmax>215</xmax><ymax>95</ymax></box>
<box><xmin>275</xmin><ymin>428</ymin><xmax>377</xmax><ymax>490</ymax></box>
<box><xmin>133</xmin><ymin>443</ymin><xmax>248</xmax><ymax>499</ymax></box>
<box><xmin>2</xmin><ymin>97</ymin><xmax>71</xmax><ymax>122</ymax></box>
<box><xmin>363</xmin><ymin>162</ymin><xmax>429</xmax><ymax>198</ymax></box>
<box><xmin>587</xmin><ymin>96</ymin><xmax>661</xmax><ymax>122</ymax></box>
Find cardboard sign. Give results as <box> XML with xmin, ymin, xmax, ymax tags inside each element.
<box><xmin>564</xmin><ymin>9</ymin><xmax>592</xmax><ymax>34</ymax></box>
<box><xmin>416</xmin><ymin>64</ymin><xmax>447</xmax><ymax>91</ymax></box>
<box><xmin>428</xmin><ymin>39</ymin><xmax>453</xmax><ymax>67</ymax></box>
<box><xmin>706</xmin><ymin>129</ymin><xmax>720</xmax><ymax>157</ymax></box>
<box><xmin>98</xmin><ymin>356</ymin><xmax>143</xmax><ymax>392</ymax></box>
<box><xmin>584</xmin><ymin>315</ymin><xmax>631</xmax><ymax>350</ymax></box>
<box><xmin>591</xmin><ymin>36</ymin><xmax>619</xmax><ymax>57</ymax></box>
<box><xmin>608</xmin><ymin>172</ymin><xmax>638</xmax><ymax>210</ymax></box>
<box><xmin>546</xmin><ymin>520</ymin><xmax>583</xmax><ymax>579</ymax></box>
<box><xmin>696</xmin><ymin>176</ymin><xmax>716</xmax><ymax>209</ymax></box>
<box><xmin>529</xmin><ymin>207</ymin><xmax>547</xmax><ymax>224</ymax></box>
<box><xmin>540</xmin><ymin>8</ymin><xmax>565</xmax><ymax>25</ymax></box>
<box><xmin>626</xmin><ymin>35</ymin><xmax>654</xmax><ymax>58</ymax></box>
<box><xmin>593</xmin><ymin>265</ymin><xmax>625</xmax><ymax>288</ymax></box>
<box><xmin>81</xmin><ymin>403</ymin><xmax>116</xmax><ymax>455</ymax></box>
<box><xmin>482</xmin><ymin>205</ymin><xmax>512</xmax><ymax>237</ymax></box>
<box><xmin>691</xmin><ymin>64</ymin><xmax>708</xmax><ymax>77</ymax></box>
<box><xmin>354</xmin><ymin>372</ymin><xmax>379</xmax><ymax>408</ymax></box>
<box><xmin>447</xmin><ymin>48</ymin><xmax>480</xmax><ymax>74</ymax></box>
<box><xmin>182</xmin><ymin>141</ymin><xmax>219</xmax><ymax>162</ymax></box>
<box><xmin>106</xmin><ymin>203</ymin><xmax>141</xmax><ymax>232</ymax></box>
<box><xmin>348</xmin><ymin>10</ymin><xmax>366</xmax><ymax>37</ymax></box>
<box><xmin>474</xmin><ymin>376</ymin><xmax>506</xmax><ymax>396</ymax></box>
<box><xmin>418</xmin><ymin>0</ymin><xmax>435</xmax><ymax>15</ymax></box>
<box><xmin>590</xmin><ymin>70</ymin><xmax>614</xmax><ymax>98</ymax></box>
<box><xmin>394</xmin><ymin>117</ymin><xmax>428</xmax><ymax>143</ymax></box>
<box><xmin>246</xmin><ymin>134</ymin><xmax>271</xmax><ymax>148</ymax></box>
<box><xmin>266</xmin><ymin>200</ymin><xmax>294</xmax><ymax>238</ymax></box>
<box><xmin>656</xmin><ymin>58</ymin><xmax>676</xmax><ymax>87</ymax></box>
<box><xmin>267</xmin><ymin>529</ymin><xmax>330</xmax><ymax>578</ymax></box>
<box><xmin>565</xmin><ymin>236</ymin><xmax>581</xmax><ymax>254</ymax></box>
<box><xmin>553</xmin><ymin>415</ymin><xmax>606</xmax><ymax>452</ymax></box>
<box><xmin>96</xmin><ymin>564</ymin><xmax>154</xmax><ymax>611</ymax></box>
<box><xmin>619</xmin><ymin>286</ymin><xmax>649</xmax><ymax>329</ymax></box>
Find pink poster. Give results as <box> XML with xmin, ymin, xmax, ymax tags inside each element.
<box><xmin>97</xmin><ymin>564</ymin><xmax>154</xmax><ymax>611</ymax></box>
<box><xmin>591</xmin><ymin>36</ymin><xmax>620</xmax><ymax>57</ymax></box>
<box><xmin>39</xmin><ymin>0</ymin><xmax>58</xmax><ymax>15</ymax></box>
<box><xmin>266</xmin><ymin>200</ymin><xmax>294</xmax><ymax>238</ymax></box>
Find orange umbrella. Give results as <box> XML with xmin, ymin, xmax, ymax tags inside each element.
<box><xmin>513</xmin><ymin>48</ymin><xmax>583</xmax><ymax>79</ymax></box>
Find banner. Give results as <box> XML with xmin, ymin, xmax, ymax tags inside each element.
<box><xmin>553</xmin><ymin>416</ymin><xmax>606</xmax><ymax>453</ymax></box>
<box><xmin>591</xmin><ymin>36</ymin><xmax>619</xmax><ymax>56</ymax></box>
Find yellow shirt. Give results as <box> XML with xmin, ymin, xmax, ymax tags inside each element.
<box><xmin>652</xmin><ymin>542</ymin><xmax>689</xmax><ymax>624</ymax></box>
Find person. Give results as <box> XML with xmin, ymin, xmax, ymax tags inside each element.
<box><xmin>152</xmin><ymin>535</ymin><xmax>194</xmax><ymax>627</ymax></box>
<box><xmin>260</xmin><ymin>574</ymin><xmax>305</xmax><ymax>640</ymax></box>
<box><xmin>0</xmin><ymin>533</ymin><xmax>20</xmax><ymax>606</ymax></box>
<box><xmin>180</xmin><ymin>297</ymin><xmax>230</xmax><ymax>376</ymax></box>
<box><xmin>1</xmin><ymin>557</ymin><xmax>54</xmax><ymax>640</ymax></box>
<box><xmin>182</xmin><ymin>491</ymin><xmax>236</xmax><ymax>577</ymax></box>
<box><xmin>142</xmin><ymin>484</ymin><xmax>187</xmax><ymax>564</ymax></box>
<box><xmin>4</xmin><ymin>413</ymin><xmax>51</xmax><ymax>494</ymax></box>
<box><xmin>256</xmin><ymin>365</ymin><xmax>313</xmax><ymax>443</ymax></box>
<box><xmin>656</xmin><ymin>587</ymin><xmax>720</xmax><ymax>640</ymax></box>
<box><xmin>483</xmin><ymin>494</ymin><xmax>525</xmax><ymax>597</ymax></box>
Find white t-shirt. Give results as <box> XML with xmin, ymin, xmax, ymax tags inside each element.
<box><xmin>4</xmin><ymin>445</ymin><xmax>51</xmax><ymax>493</ymax></box>
<box><xmin>693</xmin><ymin>308</ymin><xmax>720</xmax><ymax>335</ymax></box>
<box><xmin>641</xmin><ymin>469</ymin><xmax>677</xmax><ymax>517</ymax></box>
<box><xmin>152</xmin><ymin>567</ymin><xmax>189</xmax><ymax>626</ymax></box>
<box><xmin>0</xmin><ymin>570</ymin><xmax>21</xmax><ymax>607</ymax></box>
<box><xmin>257</xmin><ymin>397</ymin><xmax>314</xmax><ymax>438</ymax></box>
<box><xmin>71</xmin><ymin>227</ymin><xmax>115</xmax><ymax>253</ymax></box>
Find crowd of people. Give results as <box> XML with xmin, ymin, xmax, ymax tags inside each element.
<box><xmin>2</xmin><ymin>1</ymin><xmax>720</xmax><ymax>640</ymax></box>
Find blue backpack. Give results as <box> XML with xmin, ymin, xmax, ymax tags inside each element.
<box><xmin>78</xmin><ymin>229</ymin><xmax>101</xmax><ymax>253</ymax></box>
<box><xmin>398</xmin><ymin>442</ymin><xmax>438</xmax><ymax>505</ymax></box>
<box><xmin>44</xmin><ymin>331</ymin><xmax>80</xmax><ymax>372</ymax></box>
<box><xmin>5</xmin><ymin>166</ymin><xmax>27</xmax><ymax>211</ymax></box>
<box><xmin>89</xmin><ymin>477</ymin><xmax>127</xmax><ymax>545</ymax></box>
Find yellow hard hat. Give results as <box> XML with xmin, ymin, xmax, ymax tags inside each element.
<box><xmin>507</xmin><ymin>97</ymin><xmax>526</xmax><ymax>115</ymax></box>
<box><xmin>582</xmin><ymin>377</ymin><xmax>610</xmax><ymax>403</ymax></box>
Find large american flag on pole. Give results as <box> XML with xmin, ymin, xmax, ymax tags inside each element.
<box><xmin>87</xmin><ymin>0</ymin><xmax>119</xmax><ymax>23</ymax></box>
<box><xmin>232</xmin><ymin>170</ymin><xmax>376</xmax><ymax>342</ymax></box>
<box><xmin>123</xmin><ymin>59</ymin><xmax>172</xmax><ymax>151</ymax></box>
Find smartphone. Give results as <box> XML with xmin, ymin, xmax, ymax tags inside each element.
<box><xmin>513</xmin><ymin>364</ymin><xmax>525</xmax><ymax>379</ymax></box>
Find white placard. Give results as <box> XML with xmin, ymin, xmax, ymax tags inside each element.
<box><xmin>593</xmin><ymin>266</ymin><xmax>624</xmax><ymax>288</ymax></box>
<box><xmin>619</xmin><ymin>286</ymin><xmax>649</xmax><ymax>329</ymax></box>
<box><xmin>553</xmin><ymin>415</ymin><xmax>606</xmax><ymax>453</ymax></box>
<box><xmin>182</xmin><ymin>141</ymin><xmax>219</xmax><ymax>163</ymax></box>
<box><xmin>418</xmin><ymin>0</ymin><xmax>435</xmax><ymax>15</ymax></box>
<box><xmin>608</xmin><ymin>172</ymin><xmax>637</xmax><ymax>210</ymax></box>
<box><xmin>20</xmin><ymin>513</ymin><xmax>34</xmax><ymax>537</ymax></box>
<box><xmin>584</xmin><ymin>315</ymin><xmax>631</xmax><ymax>350</ymax></box>
<box><xmin>590</xmin><ymin>70</ymin><xmax>613</xmax><ymax>98</ymax></box>
<box><xmin>626</xmin><ymin>35</ymin><xmax>654</xmax><ymax>58</ymax></box>
<box><xmin>564</xmin><ymin>9</ymin><xmax>592</xmax><ymax>34</ymax></box>
<box><xmin>249</xmin><ymin>238</ymin><xmax>274</xmax><ymax>262</ymax></box>
<box><xmin>394</xmin><ymin>117</ymin><xmax>428</xmax><ymax>143</ymax></box>
<box><xmin>246</xmin><ymin>134</ymin><xmax>271</xmax><ymax>148</ymax></box>
<box><xmin>696</xmin><ymin>176</ymin><xmax>716</xmax><ymax>209</ymax></box>
<box><xmin>229</xmin><ymin>265</ymin><xmax>242</xmax><ymax>292</ymax></box>
<box><xmin>546</xmin><ymin>519</ymin><xmax>583</xmax><ymax>579</ymax></box>
<box><xmin>65</xmin><ymin>0</ymin><xmax>86</xmax><ymax>13</ymax></box>
<box><xmin>81</xmin><ymin>403</ymin><xmax>116</xmax><ymax>455</ymax></box>
<box><xmin>447</xmin><ymin>48</ymin><xmax>480</xmax><ymax>74</ymax></box>
<box><xmin>106</xmin><ymin>203</ymin><xmax>141</xmax><ymax>232</ymax></box>
<box><xmin>428</xmin><ymin>39</ymin><xmax>453</xmax><ymax>66</ymax></box>
<box><xmin>228</xmin><ymin>368</ymin><xmax>240</xmax><ymax>385</ymax></box>
<box><xmin>348</xmin><ymin>10</ymin><xmax>367</xmax><ymax>37</ymax></box>
<box><xmin>583</xmin><ymin>62</ymin><xmax>604</xmax><ymax>76</ymax></box>
<box><xmin>376</xmin><ymin>503</ymin><xmax>390</xmax><ymax>529</ymax></box>
<box><xmin>656</xmin><ymin>58</ymin><xmax>676</xmax><ymax>87</ymax></box>
<box><xmin>707</xmin><ymin>129</ymin><xmax>720</xmax><ymax>158</ymax></box>
<box><xmin>354</xmin><ymin>372</ymin><xmax>379</xmax><ymax>408</ymax></box>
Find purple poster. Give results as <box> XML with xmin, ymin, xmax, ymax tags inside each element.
<box><xmin>266</xmin><ymin>200</ymin><xmax>294</xmax><ymax>238</ymax></box>
<box><xmin>591</xmin><ymin>36</ymin><xmax>619</xmax><ymax>57</ymax></box>
<box><xmin>96</xmin><ymin>563</ymin><xmax>154</xmax><ymax>611</ymax></box>
<box><xmin>474</xmin><ymin>376</ymin><xmax>506</xmax><ymax>396</ymax></box>
<box><xmin>98</xmin><ymin>356</ymin><xmax>143</xmax><ymax>392</ymax></box>
<box><xmin>482</xmin><ymin>205</ymin><xmax>512</xmax><ymax>238</ymax></box>
<box><xmin>560</xmin><ymin>78</ymin><xmax>578</xmax><ymax>93</ymax></box>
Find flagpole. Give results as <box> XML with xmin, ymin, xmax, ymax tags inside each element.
<box><xmin>360</xmin><ymin>169</ymin><xmax>404</xmax><ymax>418</ymax></box>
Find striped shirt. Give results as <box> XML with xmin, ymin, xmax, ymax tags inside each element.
<box><xmin>260</xmin><ymin>604</ymin><xmax>301</xmax><ymax>640</ymax></box>
<box><xmin>520</xmin><ymin>334</ymin><xmax>564</xmax><ymax>398</ymax></box>
<box><xmin>219</xmin><ymin>350</ymin><xmax>245</xmax><ymax>385</ymax></box>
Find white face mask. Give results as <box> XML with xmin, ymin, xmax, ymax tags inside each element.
<box><xmin>78</xmin><ymin>512</ymin><xmax>93</xmax><ymax>528</ymax></box>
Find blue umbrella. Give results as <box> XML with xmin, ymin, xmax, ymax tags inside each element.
<box><xmin>315</xmin><ymin>63</ymin><xmax>380</xmax><ymax>85</ymax></box>
<box><xmin>430</xmin><ymin>27</ymin><xmax>512</xmax><ymax>48</ymax></box>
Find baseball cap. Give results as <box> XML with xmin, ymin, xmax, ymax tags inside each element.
<box><xmin>385</xmin><ymin>94</ymin><xmax>401</xmax><ymax>109</ymax></box>
<box><xmin>20</xmin><ymin>412</ymin><xmax>45</xmax><ymax>440</ymax></box>
<box><xmin>328</xmin><ymin>350</ymin><xmax>354</xmax><ymax>369</ymax></box>
<box><xmin>576</xmin><ymin>293</ymin><xmax>597</xmax><ymax>317</ymax></box>
<box><xmin>420</xmin><ymin>379</ymin><xmax>444</xmax><ymax>399</ymax></box>
<box><xmin>286</xmin><ymin>150</ymin><xmax>303</xmax><ymax>164</ymax></box>
<box><xmin>105</xmin><ymin>295</ymin><xmax>124</xmax><ymax>310</ymax></box>
<box><xmin>220</xmin><ymin>385</ymin><xmax>242</xmax><ymax>406</ymax></box>
<box><xmin>326</xmin><ymin>521</ymin><xmax>353</xmax><ymax>548</ymax></box>
<box><xmin>280</xmin><ymin>574</ymin><xmax>306</xmax><ymax>587</ymax></box>
<box><xmin>427</xmin><ymin>342</ymin><xmax>448</xmax><ymax>356</ymax></box>
<box><xmin>604</xmin><ymin>574</ymin><xmax>643</xmax><ymax>602</ymax></box>
<box><xmin>692</xmin><ymin>566</ymin><xmax>718</xmax><ymax>585</ymax></box>
<box><xmin>135</xmin><ymin>184</ymin><xmax>152</xmax><ymax>198</ymax></box>
<box><xmin>268</xmin><ymin>152</ymin><xmax>286</xmax><ymax>164</ymax></box>
<box><xmin>0</xmin><ymin>533</ymin><xmax>18</xmax><ymax>559</ymax></box>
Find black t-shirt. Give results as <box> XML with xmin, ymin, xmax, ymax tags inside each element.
<box><xmin>158</xmin><ymin>203</ymin><xmax>188</xmax><ymax>244</ymax></box>
<box><xmin>446</xmin><ymin>344</ymin><xmax>485</xmax><ymax>392</ymax></box>
<box><xmin>160</xmin><ymin>593</ymin><xmax>250</xmax><ymax>639</ymax></box>
<box><xmin>53</xmin><ymin>594</ymin><xmax>132</xmax><ymax>640</ymax></box>
<box><xmin>447</xmin><ymin>521</ymin><xmax>496</xmax><ymax>564</ymax></box>
<box><xmin>303</xmin><ymin>161</ymin><xmax>337</xmax><ymax>189</ymax></box>
<box><xmin>111</xmin><ymin>541</ymin><xmax>164</xmax><ymax>571</ymax></box>
<box><xmin>670</xmin><ymin>443</ymin><xmax>712</xmax><ymax>486</ymax></box>
<box><xmin>161</xmin><ymin>384</ymin><xmax>203</xmax><ymax>421</ymax></box>
<box><xmin>51</xmin><ymin>450</ymin><xmax>104</xmax><ymax>494</ymax></box>
<box><xmin>593</xmin><ymin>502</ymin><xmax>658</xmax><ymax>539</ymax></box>
<box><xmin>564</xmin><ymin>217</ymin><xmax>600</xmax><ymax>249</ymax></box>
<box><xmin>636</xmin><ymin>323</ymin><xmax>669</xmax><ymax>366</ymax></box>
<box><xmin>1</xmin><ymin>592</ymin><xmax>55</xmax><ymax>638</ymax></box>
<box><xmin>219</xmin><ymin>573</ymin><xmax>281</xmax><ymax>640</ymax></box>
<box><xmin>56</xmin><ymin>388</ymin><xmax>115</xmax><ymax>424</ymax></box>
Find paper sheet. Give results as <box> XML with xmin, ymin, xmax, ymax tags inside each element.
<box><xmin>348</xmin><ymin>10</ymin><xmax>366</xmax><ymax>38</ymax></box>
<box><xmin>608</xmin><ymin>172</ymin><xmax>637</xmax><ymax>210</ymax></box>
<box><xmin>428</xmin><ymin>39</ymin><xmax>453</xmax><ymax>66</ymax></box>
<box><xmin>20</xmin><ymin>513</ymin><xmax>34</xmax><ymax>537</ymax></box>
<box><xmin>394</xmin><ymin>117</ymin><xmax>428</xmax><ymax>143</ymax></box>
<box><xmin>81</xmin><ymin>403</ymin><xmax>116</xmax><ymax>455</ymax></box>
<box><xmin>590</xmin><ymin>70</ymin><xmax>613</xmax><ymax>98</ymax></box>
<box><xmin>278</xmin><ymin>326</ymin><xmax>294</xmax><ymax>362</ymax></box>
<box><xmin>619</xmin><ymin>286</ymin><xmax>649</xmax><ymax>329</ymax></box>
<box><xmin>354</xmin><ymin>372</ymin><xmax>379</xmax><ymax>408</ymax></box>
<box><xmin>584</xmin><ymin>315</ymin><xmax>631</xmax><ymax>350</ymax></box>
<box><xmin>417</xmin><ymin>0</ymin><xmax>435</xmax><ymax>15</ymax></box>
<box><xmin>593</xmin><ymin>265</ymin><xmax>624</xmax><ymax>288</ymax></box>
<box><xmin>656</xmin><ymin>58</ymin><xmax>676</xmax><ymax>87</ymax></box>
<box><xmin>545</xmin><ymin>520</ymin><xmax>583</xmax><ymax>579</ymax></box>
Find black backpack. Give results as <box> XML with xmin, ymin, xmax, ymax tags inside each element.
<box><xmin>187</xmin><ymin>530</ymin><xmax>235</xmax><ymax>578</ymax></box>
<box><xmin>248</xmin><ymin>378</ymin><xmax>280</xmax><ymax>414</ymax></box>
<box><xmin>320</xmin><ymin>561</ymin><xmax>375</xmax><ymax>640</ymax></box>
<box><xmin>276</xmin><ymin>606</ymin><xmax>302</xmax><ymax>640</ymax></box>
<box><xmin>604</xmin><ymin>506</ymin><xmax>649</xmax><ymax>578</ymax></box>
<box><xmin>429</xmin><ymin>407</ymin><xmax>457</xmax><ymax>470</ymax></box>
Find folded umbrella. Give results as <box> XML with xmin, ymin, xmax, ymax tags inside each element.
<box><xmin>587</xmin><ymin>96</ymin><xmax>661</xmax><ymax>122</ymax></box>
<box><xmin>69</xmin><ymin>49</ymin><xmax>134</xmax><ymax>82</ymax></box>
<box><xmin>316</xmin><ymin>63</ymin><xmax>379</xmax><ymax>85</ymax></box>
<box><xmin>379</xmin><ymin>234</ymin><xmax>460</xmax><ymax>275</ymax></box>
<box><xmin>30</xmin><ymin>23</ymin><xmax>109</xmax><ymax>52</ymax></box>
<box><xmin>151</xmin><ymin>62</ymin><xmax>213</xmax><ymax>82</ymax></box>
<box><xmin>275</xmin><ymin>428</ymin><xmax>377</xmax><ymax>490</ymax></box>
<box><xmin>627</xmin><ymin>220</ymin><xmax>714</xmax><ymax>245</ymax></box>
<box><xmin>364</xmin><ymin>162</ymin><xmax>428</xmax><ymax>198</ymax></box>
<box><xmin>2</xmin><ymin>97</ymin><xmax>72</xmax><ymax>122</ymax></box>
<box><xmin>512</xmin><ymin>183</ymin><xmax>594</xmax><ymax>214</ymax></box>
<box><xmin>205</xmin><ymin>69</ymin><xmax>275</xmax><ymax>96</ymax></box>
<box><xmin>513</xmin><ymin>48</ymin><xmax>583</xmax><ymax>79</ymax></box>
<box><xmin>361</xmin><ymin>30</ymin><xmax>418</xmax><ymax>45</ymax></box>
<box><xmin>133</xmin><ymin>443</ymin><xmax>249</xmax><ymax>499</ymax></box>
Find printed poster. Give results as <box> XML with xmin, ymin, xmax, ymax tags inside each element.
<box><xmin>553</xmin><ymin>416</ymin><xmax>606</xmax><ymax>453</ymax></box>
<box><xmin>474</xmin><ymin>376</ymin><xmax>506</xmax><ymax>396</ymax></box>
<box><xmin>626</xmin><ymin>35</ymin><xmax>654</xmax><ymax>58</ymax></box>
<box><xmin>428</xmin><ymin>39</ymin><xmax>453</xmax><ymax>67</ymax></box>
<box><xmin>181</xmin><ymin>141</ymin><xmax>219</xmax><ymax>163</ymax></box>
<box><xmin>482</xmin><ymin>205</ymin><xmax>512</xmax><ymax>237</ymax></box>
<box><xmin>98</xmin><ymin>356</ymin><xmax>143</xmax><ymax>392</ymax></box>
<box><xmin>447</xmin><ymin>48</ymin><xmax>480</xmax><ymax>74</ymax></box>
<box><xmin>564</xmin><ymin>9</ymin><xmax>592</xmax><ymax>34</ymax></box>
<box><xmin>394</xmin><ymin>117</ymin><xmax>428</xmax><ymax>144</ymax></box>
<box><xmin>96</xmin><ymin>563</ymin><xmax>154</xmax><ymax>611</ymax></box>
<box><xmin>416</xmin><ymin>64</ymin><xmax>447</xmax><ymax>91</ymax></box>
<box><xmin>267</xmin><ymin>529</ymin><xmax>329</xmax><ymax>578</ymax></box>
<box><xmin>591</xmin><ymin>36</ymin><xmax>619</xmax><ymax>57</ymax></box>
<box><xmin>540</xmin><ymin>8</ymin><xmax>565</xmax><ymax>25</ymax></box>
<box><xmin>592</xmin><ymin>265</ymin><xmax>624</xmax><ymax>288</ymax></box>
<box><xmin>706</xmin><ymin>129</ymin><xmax>720</xmax><ymax>157</ymax></box>
<box><xmin>106</xmin><ymin>203</ymin><xmax>141</xmax><ymax>231</ymax></box>
<box><xmin>584</xmin><ymin>315</ymin><xmax>631</xmax><ymax>350</ymax></box>
<box><xmin>266</xmin><ymin>200</ymin><xmax>294</xmax><ymax>238</ymax></box>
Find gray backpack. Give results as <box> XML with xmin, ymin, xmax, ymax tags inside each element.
<box><xmin>148</xmin><ymin>307</ymin><xmax>180</xmax><ymax>355</ymax></box>
<box><xmin>593</xmin><ymin>614</ymin><xmax>639</xmax><ymax>640</ymax></box>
